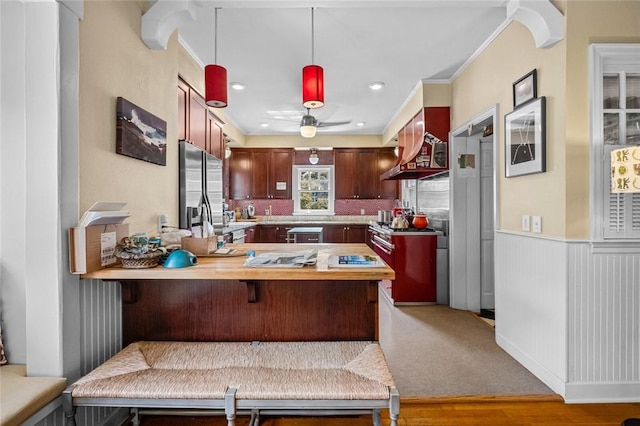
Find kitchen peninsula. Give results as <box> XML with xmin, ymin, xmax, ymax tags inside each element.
<box><xmin>83</xmin><ymin>243</ymin><xmax>394</xmax><ymax>345</ymax></box>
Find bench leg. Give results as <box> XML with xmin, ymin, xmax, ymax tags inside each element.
<box><xmin>62</xmin><ymin>388</ymin><xmax>76</xmax><ymax>426</ymax></box>
<box><xmin>249</xmin><ymin>409</ymin><xmax>260</xmax><ymax>426</ymax></box>
<box><xmin>131</xmin><ymin>408</ymin><xmax>140</xmax><ymax>426</ymax></box>
<box><xmin>389</xmin><ymin>387</ymin><xmax>400</xmax><ymax>426</ymax></box>
<box><xmin>372</xmin><ymin>409</ymin><xmax>381</xmax><ymax>426</ymax></box>
<box><xmin>225</xmin><ymin>387</ymin><xmax>237</xmax><ymax>426</ymax></box>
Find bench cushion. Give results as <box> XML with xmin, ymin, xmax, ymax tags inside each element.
<box><xmin>71</xmin><ymin>341</ymin><xmax>395</xmax><ymax>400</ymax></box>
<box><xmin>0</xmin><ymin>364</ymin><xmax>67</xmax><ymax>426</ymax></box>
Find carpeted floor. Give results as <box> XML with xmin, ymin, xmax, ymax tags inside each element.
<box><xmin>377</xmin><ymin>287</ymin><xmax>555</xmax><ymax>397</ymax></box>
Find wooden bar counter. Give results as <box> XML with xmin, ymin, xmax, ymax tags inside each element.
<box><xmin>83</xmin><ymin>243</ymin><xmax>394</xmax><ymax>345</ymax></box>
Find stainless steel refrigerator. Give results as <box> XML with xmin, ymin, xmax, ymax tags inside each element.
<box><xmin>179</xmin><ymin>141</ymin><xmax>223</xmax><ymax>232</ymax></box>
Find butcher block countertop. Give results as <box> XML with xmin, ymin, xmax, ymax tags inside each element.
<box><xmin>82</xmin><ymin>243</ymin><xmax>395</xmax><ymax>281</ymax></box>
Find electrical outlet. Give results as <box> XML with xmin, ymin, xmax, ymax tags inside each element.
<box><xmin>360</xmin><ymin>209</ymin><xmax>365</xmax><ymax>215</ymax></box>
<box><xmin>522</xmin><ymin>215</ymin><xmax>530</xmax><ymax>232</ymax></box>
<box><xmin>158</xmin><ymin>214</ymin><xmax>168</xmax><ymax>233</ymax></box>
<box><xmin>532</xmin><ymin>216</ymin><xmax>542</xmax><ymax>233</ymax></box>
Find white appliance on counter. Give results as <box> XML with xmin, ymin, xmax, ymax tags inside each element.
<box><xmin>179</xmin><ymin>141</ymin><xmax>224</xmax><ymax>232</ymax></box>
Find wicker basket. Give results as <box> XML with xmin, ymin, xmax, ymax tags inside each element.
<box><xmin>115</xmin><ymin>246</ymin><xmax>163</xmax><ymax>269</ymax></box>
<box><xmin>120</xmin><ymin>256</ymin><xmax>160</xmax><ymax>269</ymax></box>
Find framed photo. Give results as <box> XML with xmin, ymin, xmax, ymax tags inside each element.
<box><xmin>512</xmin><ymin>69</ymin><xmax>537</xmax><ymax>108</ymax></box>
<box><xmin>116</xmin><ymin>97</ymin><xmax>167</xmax><ymax>166</ymax></box>
<box><xmin>505</xmin><ymin>96</ymin><xmax>546</xmax><ymax>178</ymax></box>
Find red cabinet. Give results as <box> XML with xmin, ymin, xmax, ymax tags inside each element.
<box><xmin>229</xmin><ymin>148</ymin><xmax>293</xmax><ymax>200</ymax></box>
<box><xmin>177</xmin><ymin>77</ymin><xmax>225</xmax><ymax>159</ymax></box>
<box><xmin>334</xmin><ymin>148</ymin><xmax>398</xmax><ymax>199</ymax></box>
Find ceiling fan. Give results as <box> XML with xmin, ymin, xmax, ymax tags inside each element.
<box><xmin>300</xmin><ymin>108</ymin><xmax>351</xmax><ymax>138</ymax></box>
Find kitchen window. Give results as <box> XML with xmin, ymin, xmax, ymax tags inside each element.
<box><xmin>590</xmin><ymin>44</ymin><xmax>640</xmax><ymax>241</ymax></box>
<box><xmin>292</xmin><ymin>165</ymin><xmax>335</xmax><ymax>215</ymax></box>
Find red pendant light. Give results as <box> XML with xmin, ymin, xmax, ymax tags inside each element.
<box><xmin>303</xmin><ymin>65</ymin><xmax>324</xmax><ymax>109</ymax></box>
<box><xmin>205</xmin><ymin>8</ymin><xmax>227</xmax><ymax>108</ymax></box>
<box><xmin>302</xmin><ymin>8</ymin><xmax>324</xmax><ymax>109</ymax></box>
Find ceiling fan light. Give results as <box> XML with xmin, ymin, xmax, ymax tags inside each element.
<box><xmin>205</xmin><ymin>65</ymin><xmax>228</xmax><ymax>107</ymax></box>
<box><xmin>302</xmin><ymin>65</ymin><xmax>324</xmax><ymax>109</ymax></box>
<box><xmin>301</xmin><ymin>125</ymin><xmax>317</xmax><ymax>138</ymax></box>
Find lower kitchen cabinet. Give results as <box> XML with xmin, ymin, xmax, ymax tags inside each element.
<box><xmin>244</xmin><ymin>225</ymin><xmax>257</xmax><ymax>243</ymax></box>
<box><xmin>256</xmin><ymin>225</ymin><xmax>292</xmax><ymax>243</ymax></box>
<box><xmin>255</xmin><ymin>223</ymin><xmax>367</xmax><ymax>244</ymax></box>
<box><xmin>323</xmin><ymin>224</ymin><xmax>367</xmax><ymax>243</ymax></box>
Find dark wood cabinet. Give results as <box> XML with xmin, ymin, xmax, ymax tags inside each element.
<box><xmin>178</xmin><ymin>77</ymin><xmax>225</xmax><ymax>159</ymax></box>
<box><xmin>229</xmin><ymin>149</ymin><xmax>253</xmax><ymax>200</ymax></box>
<box><xmin>229</xmin><ymin>148</ymin><xmax>293</xmax><ymax>200</ymax></box>
<box><xmin>377</xmin><ymin>148</ymin><xmax>399</xmax><ymax>199</ymax></box>
<box><xmin>244</xmin><ymin>225</ymin><xmax>257</xmax><ymax>243</ymax></box>
<box><xmin>334</xmin><ymin>149</ymin><xmax>357</xmax><ymax>199</ymax></box>
<box><xmin>322</xmin><ymin>224</ymin><xmax>367</xmax><ymax>243</ymax></box>
<box><xmin>256</xmin><ymin>224</ymin><xmax>366</xmax><ymax>244</ymax></box>
<box><xmin>334</xmin><ymin>148</ymin><xmax>398</xmax><ymax>200</ymax></box>
<box><xmin>256</xmin><ymin>224</ymin><xmax>292</xmax><ymax>243</ymax></box>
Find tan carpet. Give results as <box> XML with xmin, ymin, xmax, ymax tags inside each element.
<box><xmin>377</xmin><ymin>288</ymin><xmax>555</xmax><ymax>397</ymax></box>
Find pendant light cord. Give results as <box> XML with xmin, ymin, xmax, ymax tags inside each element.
<box><xmin>214</xmin><ymin>7</ymin><xmax>219</xmax><ymax>64</ymax></box>
<box><xmin>310</xmin><ymin>7</ymin><xmax>315</xmax><ymax>65</ymax></box>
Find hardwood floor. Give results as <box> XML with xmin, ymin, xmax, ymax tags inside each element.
<box><xmin>135</xmin><ymin>396</ymin><xmax>640</xmax><ymax>426</ymax></box>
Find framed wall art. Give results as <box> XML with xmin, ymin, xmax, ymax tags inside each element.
<box><xmin>505</xmin><ymin>96</ymin><xmax>546</xmax><ymax>178</ymax></box>
<box><xmin>512</xmin><ymin>69</ymin><xmax>537</xmax><ymax>108</ymax></box>
<box><xmin>116</xmin><ymin>97</ymin><xmax>167</xmax><ymax>166</ymax></box>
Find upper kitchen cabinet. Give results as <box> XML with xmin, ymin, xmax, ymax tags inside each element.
<box><xmin>422</xmin><ymin>107</ymin><xmax>450</xmax><ymax>169</ymax></box>
<box><xmin>229</xmin><ymin>148</ymin><xmax>293</xmax><ymax>200</ymax></box>
<box><xmin>335</xmin><ymin>148</ymin><xmax>398</xmax><ymax>199</ymax></box>
<box><xmin>178</xmin><ymin>77</ymin><xmax>224</xmax><ymax>159</ymax></box>
<box><xmin>377</xmin><ymin>148</ymin><xmax>399</xmax><ymax>199</ymax></box>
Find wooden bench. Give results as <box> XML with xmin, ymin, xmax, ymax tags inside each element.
<box><xmin>0</xmin><ymin>364</ymin><xmax>67</xmax><ymax>426</ymax></box>
<box><xmin>62</xmin><ymin>341</ymin><xmax>399</xmax><ymax>426</ymax></box>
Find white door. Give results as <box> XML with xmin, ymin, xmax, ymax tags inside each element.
<box><xmin>479</xmin><ymin>141</ymin><xmax>495</xmax><ymax>310</ymax></box>
<box><xmin>449</xmin><ymin>107</ymin><xmax>497</xmax><ymax>312</ymax></box>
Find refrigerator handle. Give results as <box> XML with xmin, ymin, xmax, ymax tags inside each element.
<box><xmin>186</xmin><ymin>206</ymin><xmax>198</xmax><ymax>229</ymax></box>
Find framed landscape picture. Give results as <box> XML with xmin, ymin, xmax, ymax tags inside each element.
<box><xmin>505</xmin><ymin>97</ymin><xmax>546</xmax><ymax>177</ymax></box>
<box><xmin>512</xmin><ymin>69</ymin><xmax>537</xmax><ymax>108</ymax></box>
<box><xmin>116</xmin><ymin>97</ymin><xmax>167</xmax><ymax>166</ymax></box>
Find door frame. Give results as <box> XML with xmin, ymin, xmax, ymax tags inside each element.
<box><xmin>449</xmin><ymin>105</ymin><xmax>499</xmax><ymax>311</ymax></box>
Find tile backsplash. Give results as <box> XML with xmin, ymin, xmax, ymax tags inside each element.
<box><xmin>229</xmin><ymin>198</ymin><xmax>396</xmax><ymax>216</ymax></box>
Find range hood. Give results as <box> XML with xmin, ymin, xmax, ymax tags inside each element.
<box><xmin>380</xmin><ymin>132</ymin><xmax>447</xmax><ymax>180</ymax></box>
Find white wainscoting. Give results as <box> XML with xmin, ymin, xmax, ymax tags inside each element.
<box><xmin>566</xmin><ymin>243</ymin><xmax>640</xmax><ymax>402</ymax></box>
<box><xmin>495</xmin><ymin>231</ymin><xmax>640</xmax><ymax>403</ymax></box>
<box><xmin>75</xmin><ymin>279</ymin><xmax>126</xmax><ymax>426</ymax></box>
<box><xmin>494</xmin><ymin>231</ymin><xmax>568</xmax><ymax>395</ymax></box>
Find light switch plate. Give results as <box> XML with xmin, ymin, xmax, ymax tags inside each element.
<box><xmin>532</xmin><ymin>216</ymin><xmax>542</xmax><ymax>233</ymax></box>
<box><xmin>522</xmin><ymin>215</ymin><xmax>530</xmax><ymax>232</ymax></box>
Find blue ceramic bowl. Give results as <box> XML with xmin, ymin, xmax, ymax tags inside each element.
<box><xmin>163</xmin><ymin>249</ymin><xmax>197</xmax><ymax>268</ymax></box>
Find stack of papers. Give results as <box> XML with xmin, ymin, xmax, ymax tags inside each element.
<box><xmin>328</xmin><ymin>255</ymin><xmax>386</xmax><ymax>268</ymax></box>
<box><xmin>77</xmin><ymin>202</ymin><xmax>130</xmax><ymax>227</ymax></box>
<box><xmin>244</xmin><ymin>250</ymin><xmax>318</xmax><ymax>268</ymax></box>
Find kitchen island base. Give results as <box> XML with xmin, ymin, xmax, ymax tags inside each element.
<box><xmin>63</xmin><ymin>341</ymin><xmax>400</xmax><ymax>426</ymax></box>
<box><xmin>120</xmin><ymin>278</ymin><xmax>379</xmax><ymax>344</ymax></box>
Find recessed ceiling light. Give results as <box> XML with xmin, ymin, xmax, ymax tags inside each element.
<box><xmin>368</xmin><ymin>81</ymin><xmax>385</xmax><ymax>91</ymax></box>
<box><xmin>230</xmin><ymin>82</ymin><xmax>245</xmax><ymax>90</ymax></box>
<box><xmin>356</xmin><ymin>122</ymin><xmax>366</xmax><ymax>127</ymax></box>
<box><xmin>260</xmin><ymin>122</ymin><xmax>269</xmax><ymax>128</ymax></box>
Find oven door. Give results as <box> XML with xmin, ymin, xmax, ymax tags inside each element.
<box><xmin>371</xmin><ymin>232</ymin><xmax>394</xmax><ymax>269</ymax></box>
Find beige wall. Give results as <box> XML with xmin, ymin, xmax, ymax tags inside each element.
<box><xmin>563</xmin><ymin>0</ymin><xmax>640</xmax><ymax>239</ymax></box>
<box><xmin>80</xmin><ymin>1</ymin><xmax>179</xmax><ymax>235</ymax></box>
<box><xmin>79</xmin><ymin>1</ymin><xmax>243</xmax><ymax>234</ymax></box>
<box><xmin>241</xmin><ymin>134</ymin><xmax>383</xmax><ymax>148</ymax></box>
<box><xmin>453</xmin><ymin>21</ymin><xmax>567</xmax><ymax>237</ymax></box>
